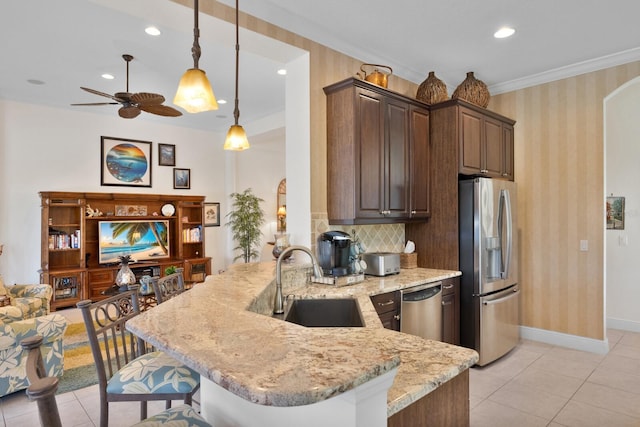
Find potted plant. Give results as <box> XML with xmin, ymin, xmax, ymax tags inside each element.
<box><xmin>226</xmin><ymin>188</ymin><xmax>265</xmax><ymax>263</ymax></box>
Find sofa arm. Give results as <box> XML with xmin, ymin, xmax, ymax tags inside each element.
<box><xmin>1</xmin><ymin>314</ymin><xmax>68</xmax><ymax>351</ymax></box>
<box><xmin>7</xmin><ymin>284</ymin><xmax>53</xmax><ymax>300</ymax></box>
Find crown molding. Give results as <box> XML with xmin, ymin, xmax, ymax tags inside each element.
<box><xmin>489</xmin><ymin>47</ymin><xmax>640</xmax><ymax>95</ymax></box>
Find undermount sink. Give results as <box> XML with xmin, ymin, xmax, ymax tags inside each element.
<box><xmin>284</xmin><ymin>298</ymin><xmax>364</xmax><ymax>327</ymax></box>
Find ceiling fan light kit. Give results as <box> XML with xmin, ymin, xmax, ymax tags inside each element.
<box><xmin>224</xmin><ymin>0</ymin><xmax>250</xmax><ymax>151</ymax></box>
<box><xmin>174</xmin><ymin>0</ymin><xmax>219</xmax><ymax>113</ymax></box>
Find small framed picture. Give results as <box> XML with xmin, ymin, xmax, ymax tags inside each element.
<box><xmin>204</xmin><ymin>202</ymin><xmax>221</xmax><ymax>227</ymax></box>
<box><xmin>173</xmin><ymin>168</ymin><xmax>191</xmax><ymax>189</ymax></box>
<box><xmin>158</xmin><ymin>143</ymin><xmax>176</xmax><ymax>166</ymax></box>
<box><xmin>101</xmin><ymin>136</ymin><xmax>152</xmax><ymax>187</ymax></box>
<box><xmin>606</xmin><ymin>196</ymin><xmax>625</xmax><ymax>230</ymax></box>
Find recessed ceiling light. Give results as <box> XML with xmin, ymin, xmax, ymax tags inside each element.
<box><xmin>494</xmin><ymin>27</ymin><xmax>515</xmax><ymax>39</ymax></box>
<box><xmin>101</xmin><ymin>73</ymin><xmax>115</xmax><ymax>80</ymax></box>
<box><xmin>277</xmin><ymin>69</ymin><xmax>287</xmax><ymax>75</ymax></box>
<box><xmin>217</xmin><ymin>99</ymin><xmax>227</xmax><ymax>105</ymax></box>
<box><xmin>27</xmin><ymin>79</ymin><xmax>45</xmax><ymax>85</ymax></box>
<box><xmin>145</xmin><ymin>26</ymin><xmax>161</xmax><ymax>36</ymax></box>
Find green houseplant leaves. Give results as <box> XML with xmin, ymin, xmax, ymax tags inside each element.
<box><xmin>226</xmin><ymin>189</ymin><xmax>265</xmax><ymax>263</ymax></box>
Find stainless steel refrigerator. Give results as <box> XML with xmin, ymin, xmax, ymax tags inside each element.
<box><xmin>459</xmin><ymin>177</ymin><xmax>520</xmax><ymax>366</ymax></box>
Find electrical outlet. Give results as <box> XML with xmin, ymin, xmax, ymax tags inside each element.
<box><xmin>580</xmin><ymin>240</ymin><xmax>588</xmax><ymax>251</ymax></box>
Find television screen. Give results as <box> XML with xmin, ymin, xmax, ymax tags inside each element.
<box><xmin>98</xmin><ymin>220</ymin><xmax>170</xmax><ymax>264</ymax></box>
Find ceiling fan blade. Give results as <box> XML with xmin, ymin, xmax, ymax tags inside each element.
<box><xmin>131</xmin><ymin>92</ymin><xmax>165</xmax><ymax>105</ymax></box>
<box><xmin>139</xmin><ymin>104</ymin><xmax>183</xmax><ymax>117</ymax></box>
<box><xmin>118</xmin><ymin>105</ymin><xmax>141</xmax><ymax>119</ymax></box>
<box><xmin>80</xmin><ymin>87</ymin><xmax>125</xmax><ymax>102</ymax></box>
<box><xmin>71</xmin><ymin>102</ymin><xmax>119</xmax><ymax>106</ymax></box>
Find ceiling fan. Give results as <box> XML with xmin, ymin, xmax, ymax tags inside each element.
<box><xmin>71</xmin><ymin>54</ymin><xmax>182</xmax><ymax>119</ymax></box>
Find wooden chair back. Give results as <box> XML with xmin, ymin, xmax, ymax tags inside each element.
<box><xmin>152</xmin><ymin>272</ymin><xmax>185</xmax><ymax>304</ymax></box>
<box><xmin>21</xmin><ymin>335</ymin><xmax>62</xmax><ymax>427</ymax></box>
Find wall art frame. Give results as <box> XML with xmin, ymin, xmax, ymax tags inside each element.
<box><xmin>606</xmin><ymin>196</ymin><xmax>625</xmax><ymax>230</ymax></box>
<box><xmin>173</xmin><ymin>168</ymin><xmax>191</xmax><ymax>189</ymax></box>
<box><xmin>158</xmin><ymin>143</ymin><xmax>176</xmax><ymax>166</ymax></box>
<box><xmin>204</xmin><ymin>202</ymin><xmax>221</xmax><ymax>227</ymax></box>
<box><xmin>101</xmin><ymin>136</ymin><xmax>152</xmax><ymax>187</ymax></box>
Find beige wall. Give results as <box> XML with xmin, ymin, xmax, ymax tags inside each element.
<box><xmin>490</xmin><ymin>62</ymin><xmax>640</xmax><ymax>340</ymax></box>
<box><xmin>188</xmin><ymin>0</ymin><xmax>640</xmax><ymax>340</ymax></box>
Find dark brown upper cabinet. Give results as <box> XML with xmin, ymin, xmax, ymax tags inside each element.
<box><xmin>324</xmin><ymin>78</ymin><xmax>430</xmax><ymax>225</ymax></box>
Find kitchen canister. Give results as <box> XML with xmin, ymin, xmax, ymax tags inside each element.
<box><xmin>416</xmin><ymin>71</ymin><xmax>448</xmax><ymax>104</ymax></box>
<box><xmin>451</xmin><ymin>71</ymin><xmax>490</xmax><ymax>108</ymax></box>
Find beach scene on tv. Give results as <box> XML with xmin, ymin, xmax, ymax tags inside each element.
<box><xmin>99</xmin><ymin>220</ymin><xmax>170</xmax><ymax>264</ymax></box>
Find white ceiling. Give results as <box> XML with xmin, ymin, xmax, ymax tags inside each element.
<box><xmin>2</xmin><ymin>0</ymin><xmax>640</xmax><ymax>133</ymax></box>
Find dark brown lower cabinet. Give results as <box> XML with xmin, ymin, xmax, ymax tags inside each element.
<box><xmin>441</xmin><ymin>277</ymin><xmax>460</xmax><ymax>345</ymax></box>
<box><xmin>388</xmin><ymin>369</ymin><xmax>469</xmax><ymax>427</ymax></box>
<box><xmin>370</xmin><ymin>291</ymin><xmax>400</xmax><ymax>331</ymax></box>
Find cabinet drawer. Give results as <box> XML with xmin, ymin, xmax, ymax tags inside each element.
<box><xmin>442</xmin><ymin>278</ymin><xmax>459</xmax><ymax>296</ymax></box>
<box><xmin>88</xmin><ymin>269</ymin><xmax>115</xmax><ymax>284</ymax></box>
<box><xmin>89</xmin><ymin>285</ymin><xmax>113</xmax><ymax>301</ymax></box>
<box><xmin>370</xmin><ymin>291</ymin><xmax>399</xmax><ymax>315</ymax></box>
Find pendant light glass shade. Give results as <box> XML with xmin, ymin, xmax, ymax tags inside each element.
<box><xmin>224</xmin><ymin>0</ymin><xmax>250</xmax><ymax>151</ymax></box>
<box><xmin>174</xmin><ymin>68</ymin><xmax>218</xmax><ymax>113</ymax></box>
<box><xmin>174</xmin><ymin>0</ymin><xmax>218</xmax><ymax>113</ymax></box>
<box><xmin>223</xmin><ymin>124</ymin><xmax>250</xmax><ymax>151</ymax></box>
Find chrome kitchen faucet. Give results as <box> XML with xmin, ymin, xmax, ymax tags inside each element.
<box><xmin>273</xmin><ymin>245</ymin><xmax>323</xmax><ymax>314</ymax></box>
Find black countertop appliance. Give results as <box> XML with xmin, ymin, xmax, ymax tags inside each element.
<box><xmin>317</xmin><ymin>230</ymin><xmax>351</xmax><ymax>276</ymax></box>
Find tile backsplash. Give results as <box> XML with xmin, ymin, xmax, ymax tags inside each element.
<box><xmin>311</xmin><ymin>212</ymin><xmax>406</xmax><ymax>253</ymax></box>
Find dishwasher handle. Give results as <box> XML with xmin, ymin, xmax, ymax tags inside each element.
<box><xmin>402</xmin><ymin>285</ymin><xmax>441</xmax><ymax>302</ymax></box>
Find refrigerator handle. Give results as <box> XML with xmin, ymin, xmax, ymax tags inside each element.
<box><xmin>499</xmin><ymin>189</ymin><xmax>513</xmax><ymax>279</ymax></box>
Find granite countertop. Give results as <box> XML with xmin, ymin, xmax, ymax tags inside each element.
<box><xmin>126</xmin><ymin>261</ymin><xmax>478</xmax><ymax>417</ymax></box>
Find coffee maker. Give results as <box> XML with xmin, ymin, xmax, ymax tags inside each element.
<box><xmin>317</xmin><ymin>231</ymin><xmax>351</xmax><ymax>276</ymax></box>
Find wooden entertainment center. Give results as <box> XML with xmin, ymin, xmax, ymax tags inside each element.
<box><xmin>40</xmin><ymin>191</ymin><xmax>211</xmax><ymax>311</ymax></box>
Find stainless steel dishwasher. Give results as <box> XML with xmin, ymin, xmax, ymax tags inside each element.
<box><xmin>400</xmin><ymin>282</ymin><xmax>442</xmax><ymax>341</ymax></box>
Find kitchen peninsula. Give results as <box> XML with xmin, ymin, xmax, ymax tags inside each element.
<box><xmin>126</xmin><ymin>261</ymin><xmax>479</xmax><ymax>427</ymax></box>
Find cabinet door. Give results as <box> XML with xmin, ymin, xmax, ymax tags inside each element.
<box><xmin>483</xmin><ymin>116</ymin><xmax>504</xmax><ymax>177</ymax></box>
<box><xmin>441</xmin><ymin>278</ymin><xmax>460</xmax><ymax>345</ymax></box>
<box><xmin>409</xmin><ymin>106</ymin><xmax>430</xmax><ymax>218</ymax></box>
<box><xmin>502</xmin><ymin>124</ymin><xmax>514</xmax><ymax>180</ymax></box>
<box><xmin>385</xmin><ymin>98</ymin><xmax>410</xmax><ymax>218</ymax></box>
<box><xmin>183</xmin><ymin>257</ymin><xmax>211</xmax><ymax>286</ymax></box>
<box><xmin>355</xmin><ymin>88</ymin><xmax>385</xmax><ymax>219</ymax></box>
<box><xmin>459</xmin><ymin>107</ymin><xmax>483</xmax><ymax>175</ymax></box>
<box><xmin>49</xmin><ymin>270</ymin><xmax>85</xmax><ymax>310</ymax></box>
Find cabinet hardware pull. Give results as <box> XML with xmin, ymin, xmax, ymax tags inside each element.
<box><xmin>411</xmin><ymin>210</ymin><xmax>416</xmax><ymax>214</ymax></box>
<box><xmin>379</xmin><ymin>300</ymin><xmax>395</xmax><ymax>306</ymax></box>
<box><xmin>443</xmin><ymin>284</ymin><xmax>453</xmax><ymax>289</ymax></box>
<box><xmin>393</xmin><ymin>315</ymin><xmax>401</xmax><ymax>320</ymax></box>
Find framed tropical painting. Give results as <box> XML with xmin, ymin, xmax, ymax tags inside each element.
<box><xmin>101</xmin><ymin>136</ymin><xmax>152</xmax><ymax>187</ymax></box>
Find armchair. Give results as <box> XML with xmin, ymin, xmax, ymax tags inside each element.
<box><xmin>0</xmin><ymin>276</ymin><xmax>52</xmax><ymax>324</ymax></box>
<box><xmin>0</xmin><ymin>275</ymin><xmax>65</xmax><ymax>397</ymax></box>
<box><xmin>0</xmin><ymin>313</ymin><xmax>68</xmax><ymax>397</ymax></box>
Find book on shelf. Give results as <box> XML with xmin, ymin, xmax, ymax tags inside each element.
<box><xmin>183</xmin><ymin>226</ymin><xmax>202</xmax><ymax>243</ymax></box>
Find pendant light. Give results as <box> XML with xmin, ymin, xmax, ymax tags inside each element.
<box><xmin>173</xmin><ymin>0</ymin><xmax>218</xmax><ymax>113</ymax></box>
<box><xmin>223</xmin><ymin>0</ymin><xmax>250</xmax><ymax>151</ymax></box>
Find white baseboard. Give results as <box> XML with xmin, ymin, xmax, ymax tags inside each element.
<box><xmin>607</xmin><ymin>317</ymin><xmax>640</xmax><ymax>333</ymax></box>
<box><xmin>519</xmin><ymin>326</ymin><xmax>609</xmax><ymax>355</ymax></box>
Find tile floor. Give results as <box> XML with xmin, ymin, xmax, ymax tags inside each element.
<box><xmin>1</xmin><ymin>308</ymin><xmax>639</xmax><ymax>426</ymax></box>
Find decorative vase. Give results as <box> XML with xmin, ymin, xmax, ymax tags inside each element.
<box><xmin>451</xmin><ymin>71</ymin><xmax>490</xmax><ymax>108</ymax></box>
<box><xmin>115</xmin><ymin>255</ymin><xmax>137</xmax><ymax>290</ymax></box>
<box><xmin>272</xmin><ymin>233</ymin><xmax>291</xmax><ymax>260</ymax></box>
<box><xmin>416</xmin><ymin>71</ymin><xmax>448</xmax><ymax>104</ymax></box>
